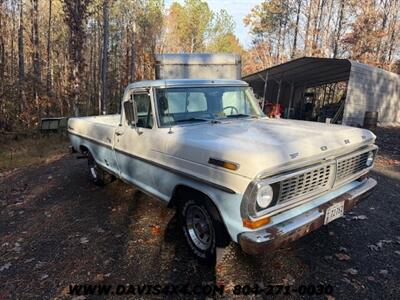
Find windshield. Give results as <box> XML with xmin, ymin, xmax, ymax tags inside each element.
<box><xmin>155</xmin><ymin>86</ymin><xmax>264</xmax><ymax>126</ymax></box>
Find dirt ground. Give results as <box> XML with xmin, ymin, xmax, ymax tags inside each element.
<box><xmin>1</xmin><ymin>127</ymin><xmax>399</xmax><ymax>299</ymax></box>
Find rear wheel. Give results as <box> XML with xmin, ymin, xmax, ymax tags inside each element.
<box><xmin>87</xmin><ymin>152</ymin><xmax>114</xmax><ymax>186</ymax></box>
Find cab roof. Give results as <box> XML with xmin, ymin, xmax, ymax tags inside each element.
<box><xmin>126</xmin><ymin>79</ymin><xmax>248</xmax><ymax>90</ymax></box>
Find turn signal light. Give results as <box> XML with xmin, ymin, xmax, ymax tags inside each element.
<box><xmin>208</xmin><ymin>158</ymin><xmax>239</xmax><ymax>171</ymax></box>
<box><xmin>222</xmin><ymin>162</ymin><xmax>238</xmax><ymax>170</ymax></box>
<box><xmin>243</xmin><ymin>216</ymin><xmax>271</xmax><ymax>229</ymax></box>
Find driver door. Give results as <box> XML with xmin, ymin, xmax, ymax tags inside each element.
<box><xmin>114</xmin><ymin>90</ymin><xmax>154</xmax><ymax>186</ymax></box>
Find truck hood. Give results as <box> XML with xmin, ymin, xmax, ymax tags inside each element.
<box><xmin>163</xmin><ymin>118</ymin><xmax>376</xmax><ymax>179</ymax></box>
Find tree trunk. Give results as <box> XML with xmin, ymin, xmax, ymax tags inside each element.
<box><xmin>311</xmin><ymin>0</ymin><xmax>321</xmax><ymax>52</ymax></box>
<box><xmin>62</xmin><ymin>0</ymin><xmax>91</xmax><ymax>117</ymax></box>
<box><xmin>376</xmin><ymin>0</ymin><xmax>389</xmax><ymax>61</ymax></box>
<box><xmin>100</xmin><ymin>0</ymin><xmax>110</xmax><ymax>115</ymax></box>
<box><xmin>314</xmin><ymin>0</ymin><xmax>325</xmax><ymax>50</ymax></box>
<box><xmin>323</xmin><ymin>0</ymin><xmax>334</xmax><ymax>56</ymax></box>
<box><xmin>97</xmin><ymin>14</ymin><xmax>102</xmax><ymax>115</ymax></box>
<box><xmin>46</xmin><ymin>0</ymin><xmax>53</xmax><ymax>97</ymax></box>
<box><xmin>386</xmin><ymin>0</ymin><xmax>399</xmax><ymax>62</ymax></box>
<box><xmin>17</xmin><ymin>0</ymin><xmax>26</xmax><ymax>112</ymax></box>
<box><xmin>0</xmin><ymin>0</ymin><xmax>5</xmax><ymax>94</ymax></box>
<box><xmin>130</xmin><ymin>23</ymin><xmax>136</xmax><ymax>82</ymax></box>
<box><xmin>333</xmin><ymin>0</ymin><xmax>345</xmax><ymax>58</ymax></box>
<box><xmin>31</xmin><ymin>0</ymin><xmax>41</xmax><ymax>119</ymax></box>
<box><xmin>304</xmin><ymin>0</ymin><xmax>313</xmax><ymax>55</ymax></box>
<box><xmin>291</xmin><ymin>0</ymin><xmax>301</xmax><ymax>58</ymax></box>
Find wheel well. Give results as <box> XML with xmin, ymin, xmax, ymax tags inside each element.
<box><xmin>171</xmin><ymin>185</ymin><xmax>231</xmax><ymax>247</ymax></box>
<box><xmin>79</xmin><ymin>145</ymin><xmax>89</xmax><ymax>154</ymax></box>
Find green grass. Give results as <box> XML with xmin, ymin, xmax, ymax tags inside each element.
<box><xmin>0</xmin><ymin>134</ymin><xmax>70</xmax><ymax>172</ymax></box>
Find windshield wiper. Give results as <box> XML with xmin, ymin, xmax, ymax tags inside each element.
<box><xmin>226</xmin><ymin>114</ymin><xmax>260</xmax><ymax>119</ymax></box>
<box><xmin>174</xmin><ymin>117</ymin><xmax>210</xmax><ymax>124</ymax></box>
<box><xmin>226</xmin><ymin>114</ymin><xmax>250</xmax><ymax>118</ymax></box>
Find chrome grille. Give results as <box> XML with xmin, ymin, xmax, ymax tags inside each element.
<box><xmin>336</xmin><ymin>152</ymin><xmax>369</xmax><ymax>182</ymax></box>
<box><xmin>278</xmin><ymin>165</ymin><xmax>332</xmax><ymax>204</ymax></box>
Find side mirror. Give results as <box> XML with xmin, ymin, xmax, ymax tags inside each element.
<box><xmin>123</xmin><ymin>100</ymin><xmax>138</xmax><ymax>125</ymax></box>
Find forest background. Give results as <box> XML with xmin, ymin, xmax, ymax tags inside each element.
<box><xmin>0</xmin><ymin>0</ymin><xmax>399</xmax><ymax>130</ymax></box>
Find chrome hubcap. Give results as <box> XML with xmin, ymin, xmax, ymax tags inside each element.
<box><xmin>186</xmin><ymin>205</ymin><xmax>212</xmax><ymax>250</ymax></box>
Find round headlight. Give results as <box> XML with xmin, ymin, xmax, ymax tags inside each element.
<box><xmin>366</xmin><ymin>151</ymin><xmax>374</xmax><ymax>167</ymax></box>
<box><xmin>256</xmin><ymin>184</ymin><xmax>274</xmax><ymax>209</ymax></box>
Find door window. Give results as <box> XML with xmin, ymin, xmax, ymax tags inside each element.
<box><xmin>133</xmin><ymin>93</ymin><xmax>153</xmax><ymax>129</ymax></box>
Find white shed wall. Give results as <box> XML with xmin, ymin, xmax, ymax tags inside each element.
<box><xmin>343</xmin><ymin>61</ymin><xmax>400</xmax><ymax>126</ymax></box>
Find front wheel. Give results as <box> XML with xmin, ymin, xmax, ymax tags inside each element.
<box><xmin>179</xmin><ymin>199</ymin><xmax>217</xmax><ymax>264</ymax></box>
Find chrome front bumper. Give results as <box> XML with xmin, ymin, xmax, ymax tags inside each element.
<box><xmin>238</xmin><ymin>177</ymin><xmax>377</xmax><ymax>255</ymax></box>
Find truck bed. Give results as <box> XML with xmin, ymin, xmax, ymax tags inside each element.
<box><xmin>68</xmin><ymin>114</ymin><xmax>120</xmax><ymax>150</ymax></box>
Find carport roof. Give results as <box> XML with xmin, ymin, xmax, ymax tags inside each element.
<box><xmin>242</xmin><ymin>57</ymin><xmax>352</xmax><ymax>87</ymax></box>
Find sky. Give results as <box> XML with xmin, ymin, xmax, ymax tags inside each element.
<box><xmin>164</xmin><ymin>0</ymin><xmax>261</xmax><ymax>48</ymax></box>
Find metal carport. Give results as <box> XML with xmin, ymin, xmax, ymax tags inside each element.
<box><xmin>243</xmin><ymin>57</ymin><xmax>400</xmax><ymax>126</ymax></box>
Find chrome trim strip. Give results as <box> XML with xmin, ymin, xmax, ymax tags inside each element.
<box><xmin>113</xmin><ymin>148</ymin><xmax>236</xmax><ymax>194</ymax></box>
<box><xmin>68</xmin><ymin>131</ymin><xmax>113</xmax><ymax>150</ymax></box>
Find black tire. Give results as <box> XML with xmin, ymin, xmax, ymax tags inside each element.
<box><xmin>87</xmin><ymin>152</ymin><xmax>114</xmax><ymax>186</ymax></box>
<box><xmin>177</xmin><ymin>191</ymin><xmax>231</xmax><ymax>265</ymax></box>
<box><xmin>179</xmin><ymin>198</ymin><xmax>216</xmax><ymax>264</ymax></box>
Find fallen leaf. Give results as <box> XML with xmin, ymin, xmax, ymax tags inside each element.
<box><xmin>342</xmin><ymin>277</ymin><xmax>352</xmax><ymax>284</ymax></box>
<box><xmin>40</xmin><ymin>274</ymin><xmax>49</xmax><ymax>280</ymax></box>
<box><xmin>345</xmin><ymin>268</ymin><xmax>358</xmax><ymax>275</ymax></box>
<box><xmin>379</xmin><ymin>270</ymin><xmax>388</xmax><ymax>276</ymax></box>
<box><xmin>380</xmin><ymin>239</ymin><xmax>393</xmax><ymax>244</ymax></box>
<box><xmin>94</xmin><ymin>273</ymin><xmax>104</xmax><ymax>282</ymax></box>
<box><xmin>35</xmin><ymin>261</ymin><xmax>46</xmax><ymax>269</ymax></box>
<box><xmin>151</xmin><ymin>225</ymin><xmax>161</xmax><ymax>235</ymax></box>
<box><xmin>335</xmin><ymin>253</ymin><xmax>351</xmax><ymax>261</ymax></box>
<box><xmin>0</xmin><ymin>263</ymin><xmax>11</xmax><ymax>272</ymax></box>
<box><xmin>282</xmin><ymin>273</ymin><xmax>295</xmax><ymax>285</ymax></box>
<box><xmin>94</xmin><ymin>227</ymin><xmax>105</xmax><ymax>233</ymax></box>
<box><xmin>71</xmin><ymin>296</ymin><xmax>87</xmax><ymax>300</ymax></box>
<box><xmin>367</xmin><ymin>244</ymin><xmax>379</xmax><ymax>251</ymax></box>
<box><xmin>367</xmin><ymin>276</ymin><xmax>375</xmax><ymax>282</ymax></box>
<box><xmin>395</xmin><ymin>251</ymin><xmax>400</xmax><ymax>255</ymax></box>
<box><xmin>80</xmin><ymin>237</ymin><xmax>89</xmax><ymax>244</ymax></box>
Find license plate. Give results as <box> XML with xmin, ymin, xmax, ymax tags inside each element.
<box><xmin>324</xmin><ymin>201</ymin><xmax>345</xmax><ymax>225</ymax></box>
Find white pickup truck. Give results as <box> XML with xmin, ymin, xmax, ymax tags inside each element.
<box><xmin>68</xmin><ymin>79</ymin><xmax>377</xmax><ymax>263</ymax></box>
